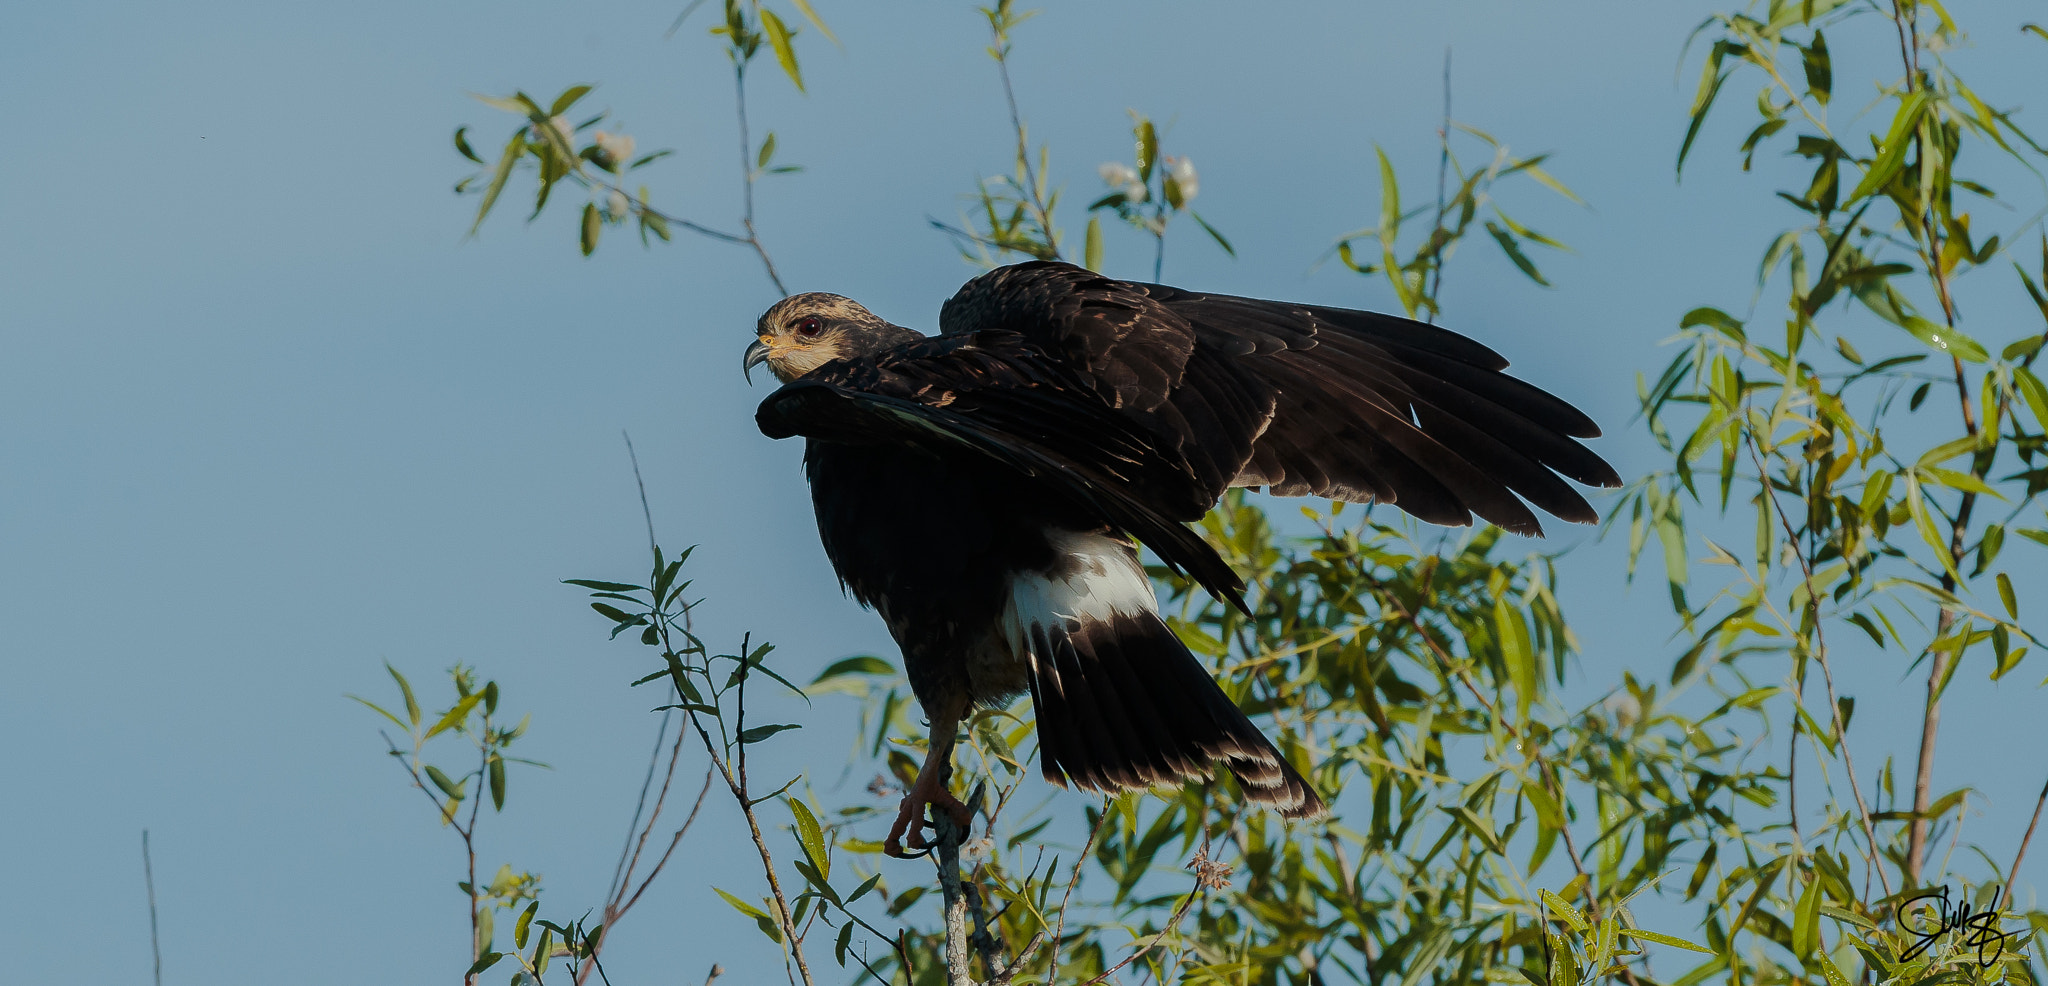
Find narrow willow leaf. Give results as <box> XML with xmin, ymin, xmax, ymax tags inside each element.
<box><xmin>789</xmin><ymin>798</ymin><xmax>828</xmax><ymax>879</ymax></box>
<box><xmin>470</xmin><ymin>136</ymin><xmax>523</xmax><ymax>237</ymax></box>
<box><xmin>387</xmin><ymin>663</ymin><xmax>421</xmax><ymax>727</ymax></box>
<box><xmin>1542</xmin><ymin>889</ymin><xmax>1589</xmax><ymax>934</ymax></box>
<box><xmin>787</xmin><ymin>0</ymin><xmax>838</xmax><ymax>44</ymax></box>
<box><xmin>426</xmin><ymin>693</ymin><xmax>484</xmax><ymax>740</ymax></box>
<box><xmin>1619</xmin><ymin>928</ymin><xmax>1715</xmax><ymax>953</ymax></box>
<box><xmin>1849</xmin><ymin>91</ymin><xmax>1931</xmax><ymax>201</ymax></box>
<box><xmin>1190</xmin><ymin>211</ymin><xmax>1234</xmax><ymax>257</ymax></box>
<box><xmin>549</xmin><ymin>85</ymin><xmax>592</xmax><ymax>116</ymax></box>
<box><xmin>760</xmin><ymin>9</ymin><xmax>803</xmax><ymax>92</ymax></box>
<box><xmin>1819</xmin><ymin>952</ymin><xmax>1854</xmax><ymax>986</ymax></box>
<box><xmin>1899</xmin><ymin>315</ymin><xmax>1989</xmax><ymax>362</ymax></box>
<box><xmin>1084</xmin><ymin>216</ymin><xmax>1103</xmax><ymax>271</ymax></box>
<box><xmin>581</xmin><ymin>202</ymin><xmax>600</xmax><ymax>256</ymax></box>
<box><xmin>425</xmin><ymin>764</ymin><xmax>465</xmax><ymax>800</ymax></box>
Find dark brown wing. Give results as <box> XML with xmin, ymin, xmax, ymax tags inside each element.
<box><xmin>755</xmin><ymin>331</ymin><xmax>1247</xmax><ymax>609</ymax></box>
<box><xmin>940</xmin><ymin>261</ymin><xmax>1621</xmax><ymax>536</ymax></box>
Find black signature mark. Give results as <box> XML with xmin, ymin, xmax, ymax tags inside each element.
<box><xmin>1895</xmin><ymin>885</ymin><xmax>2010</xmax><ymax>969</ymax></box>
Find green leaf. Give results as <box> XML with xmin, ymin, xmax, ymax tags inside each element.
<box><xmin>1679</xmin><ymin>306</ymin><xmax>1746</xmax><ymax>341</ymax></box>
<box><xmin>1486</xmin><ymin>220</ymin><xmax>1551</xmax><ymax>286</ymax></box>
<box><xmin>1922</xmin><ymin>468</ymin><xmax>2001</xmax><ymax>497</ymax></box>
<box><xmin>811</xmin><ymin>655</ymin><xmax>894</xmax><ymax>683</ymax></box>
<box><xmin>349</xmin><ymin>695</ymin><xmax>408</xmax><ymax>732</ymax></box>
<box><xmin>1542</xmin><ymin>889</ymin><xmax>1589</xmax><ymax>934</ymax></box>
<box><xmin>425</xmin><ymin>764</ymin><xmax>465</xmax><ymax>800</ymax></box>
<box><xmin>386</xmin><ymin>663</ymin><xmax>421</xmax><ymax>727</ymax></box>
<box><xmin>1898</xmin><ymin>315</ymin><xmax>1989</xmax><ymax>363</ymax></box>
<box><xmin>425</xmin><ymin>692</ymin><xmax>484</xmax><ymax>740</ymax></box>
<box><xmin>515</xmin><ymin>900</ymin><xmax>537</xmax><ymax>949</ymax></box>
<box><xmin>1618</xmin><ymin>929</ymin><xmax>1715</xmax><ymax>953</ymax></box>
<box><xmin>563</xmin><ymin>579</ymin><xmax>644</xmax><ymax>593</ymax></box>
<box><xmin>2013</xmin><ymin>368</ymin><xmax>2048</xmax><ymax>430</ymax></box>
<box><xmin>757</xmin><ymin>131</ymin><xmax>776</xmax><ymax>169</ymax></box>
<box><xmin>549</xmin><ymin>85</ymin><xmax>592</xmax><ymax>117</ymax></box>
<box><xmin>1084</xmin><ymin>216</ymin><xmax>1103</xmax><ymax>271</ymax></box>
<box><xmin>760</xmin><ymin>9</ymin><xmax>803</xmax><ymax>92</ymax></box>
<box><xmin>787</xmin><ymin>0</ymin><xmax>838</xmax><ymax>44</ymax></box>
<box><xmin>789</xmin><ymin>798</ymin><xmax>827</xmax><ymax>879</ymax></box>
<box><xmin>1497</xmin><ymin>597</ymin><xmax>1536</xmax><ymax>722</ymax></box>
<box><xmin>1190</xmin><ymin>211</ymin><xmax>1235</xmax><ymax>257</ymax></box>
<box><xmin>466</xmin><ymin>952</ymin><xmax>503</xmax><ymax>977</ymax></box>
<box><xmin>1905</xmin><ymin>476</ymin><xmax>1965</xmax><ymax>585</ymax></box>
<box><xmin>1793</xmin><ymin>872</ymin><xmax>1822</xmax><ymax>957</ymax></box>
<box><xmin>470</xmin><ymin>135</ymin><xmax>523</xmax><ymax>237</ymax></box>
<box><xmin>1803</xmin><ymin>31</ymin><xmax>1832</xmax><ymax>104</ymax></box>
<box><xmin>1849</xmin><ymin>91</ymin><xmax>1930</xmax><ymax>201</ymax></box>
<box><xmin>1819</xmin><ymin>952</ymin><xmax>1854</xmax><ymax>986</ymax></box>
<box><xmin>489</xmin><ymin>755</ymin><xmax>506</xmax><ymax>810</ymax></box>
<box><xmin>1135</xmin><ymin>117</ymin><xmax>1158</xmax><ymax>181</ymax></box>
<box><xmin>581</xmin><ymin>202</ymin><xmax>600</xmax><ymax>256</ymax></box>
<box><xmin>714</xmin><ymin>887</ymin><xmax>771</xmax><ymax>921</ymax></box>
<box><xmin>453</xmin><ymin>127</ymin><xmax>484</xmax><ymax>164</ymax></box>
<box><xmin>1375</xmin><ymin>147</ymin><xmax>1401</xmax><ymax>244</ymax></box>
<box><xmin>1998</xmin><ymin>572</ymin><xmax>2018</xmax><ymax>618</ymax></box>
<box><xmin>739</xmin><ymin>723</ymin><xmax>801</xmax><ymax>744</ymax></box>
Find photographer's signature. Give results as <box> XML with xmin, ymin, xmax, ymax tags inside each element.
<box><xmin>1896</xmin><ymin>885</ymin><xmax>2011</xmax><ymax>968</ymax></box>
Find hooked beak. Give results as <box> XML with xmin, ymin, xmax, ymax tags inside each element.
<box><xmin>743</xmin><ymin>339</ymin><xmax>772</xmax><ymax>384</ymax></box>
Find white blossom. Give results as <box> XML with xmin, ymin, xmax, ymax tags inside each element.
<box><xmin>531</xmin><ymin>114</ymin><xmax>573</xmax><ymax>147</ymax></box>
<box><xmin>608</xmin><ymin>189</ymin><xmax>630</xmax><ymax>218</ymax></box>
<box><xmin>1603</xmin><ymin>692</ymin><xmax>1641</xmax><ymax>729</ymax></box>
<box><xmin>1098</xmin><ymin>160</ymin><xmax>1146</xmax><ymax>202</ymax></box>
<box><xmin>1166</xmin><ymin>155</ymin><xmax>1199</xmax><ymax>201</ymax></box>
<box><xmin>593</xmin><ymin>130</ymin><xmax>637</xmax><ymax>167</ymax></box>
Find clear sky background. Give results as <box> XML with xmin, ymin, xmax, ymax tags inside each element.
<box><xmin>3</xmin><ymin>2</ymin><xmax>2045</xmax><ymax>984</ymax></box>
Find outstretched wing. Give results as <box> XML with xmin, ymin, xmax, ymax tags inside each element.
<box><xmin>939</xmin><ymin>261</ymin><xmax>1621</xmax><ymax>535</ymax></box>
<box><xmin>755</xmin><ymin>331</ymin><xmax>1247</xmax><ymax>610</ymax></box>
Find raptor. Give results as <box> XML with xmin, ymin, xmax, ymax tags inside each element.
<box><xmin>744</xmin><ymin>261</ymin><xmax>1618</xmax><ymax>856</ymax></box>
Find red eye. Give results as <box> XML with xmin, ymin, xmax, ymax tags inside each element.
<box><xmin>795</xmin><ymin>316</ymin><xmax>823</xmax><ymax>337</ymax></box>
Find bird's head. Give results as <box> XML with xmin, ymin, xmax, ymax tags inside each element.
<box><xmin>744</xmin><ymin>293</ymin><xmax>918</xmax><ymax>384</ymax></box>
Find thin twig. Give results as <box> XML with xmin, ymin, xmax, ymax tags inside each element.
<box><xmin>732</xmin><ymin>61</ymin><xmax>790</xmax><ymax>296</ymax></box>
<box><xmin>2004</xmin><ymin>775</ymin><xmax>2048</xmax><ymax>911</ymax></box>
<box><xmin>1745</xmin><ymin>430</ymin><xmax>1895</xmax><ymax>900</ymax></box>
<box><xmin>142</xmin><ymin>830</ymin><xmax>162</xmax><ymax>986</ymax></box>
<box><xmin>620</xmin><ymin>764</ymin><xmax>716</xmax><ymax>916</ymax></box>
<box><xmin>1081</xmin><ymin>889</ymin><xmax>1201</xmax><ymax>986</ymax></box>
<box><xmin>1427</xmin><ymin>47</ymin><xmax>1452</xmax><ymax>323</ymax></box>
<box><xmin>606</xmin><ymin>710</ymin><xmax>671</xmax><ymax>904</ymax></box>
<box><xmin>1048</xmin><ymin>797</ymin><xmax>1114</xmax><ymax>982</ymax></box>
<box><xmin>990</xmin><ymin>15</ymin><xmax>1058</xmax><ymax>258</ymax></box>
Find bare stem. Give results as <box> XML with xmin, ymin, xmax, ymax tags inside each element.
<box><xmin>991</xmin><ymin>26</ymin><xmax>1057</xmax><ymax>258</ymax></box>
<box><xmin>2005</xmin><ymin>775</ymin><xmax>2048</xmax><ymax>910</ymax></box>
<box><xmin>1428</xmin><ymin>47</ymin><xmax>1452</xmax><ymax>322</ymax></box>
<box><xmin>732</xmin><ymin>62</ymin><xmax>790</xmax><ymax>297</ymax></box>
<box><xmin>142</xmin><ymin>830</ymin><xmax>162</xmax><ymax>986</ymax></box>
<box><xmin>1746</xmin><ymin>431</ymin><xmax>1894</xmax><ymax>899</ymax></box>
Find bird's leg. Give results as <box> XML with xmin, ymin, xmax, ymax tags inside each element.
<box><xmin>884</xmin><ymin>697</ymin><xmax>973</xmax><ymax>858</ymax></box>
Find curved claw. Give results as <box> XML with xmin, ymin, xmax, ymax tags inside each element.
<box><xmin>882</xmin><ymin>776</ymin><xmax>974</xmax><ymax>858</ymax></box>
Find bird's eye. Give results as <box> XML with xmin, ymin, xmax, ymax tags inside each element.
<box><xmin>795</xmin><ymin>316</ymin><xmax>823</xmax><ymax>338</ymax></box>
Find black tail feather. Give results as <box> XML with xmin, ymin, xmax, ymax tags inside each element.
<box><xmin>1027</xmin><ymin>612</ymin><xmax>1326</xmax><ymax>819</ymax></box>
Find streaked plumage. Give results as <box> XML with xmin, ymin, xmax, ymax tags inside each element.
<box><xmin>745</xmin><ymin>261</ymin><xmax>1619</xmax><ymax>854</ymax></box>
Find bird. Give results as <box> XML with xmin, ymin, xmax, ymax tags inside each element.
<box><xmin>744</xmin><ymin>261</ymin><xmax>1619</xmax><ymax>857</ymax></box>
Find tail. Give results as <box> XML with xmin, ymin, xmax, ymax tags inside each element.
<box><xmin>1024</xmin><ymin>611</ymin><xmax>1325</xmax><ymax>819</ymax></box>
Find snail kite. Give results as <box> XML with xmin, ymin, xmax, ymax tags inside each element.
<box><xmin>745</xmin><ymin>261</ymin><xmax>1618</xmax><ymax>856</ymax></box>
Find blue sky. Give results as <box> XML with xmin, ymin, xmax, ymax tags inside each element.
<box><xmin>3</xmin><ymin>1</ymin><xmax>2045</xmax><ymax>983</ymax></box>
